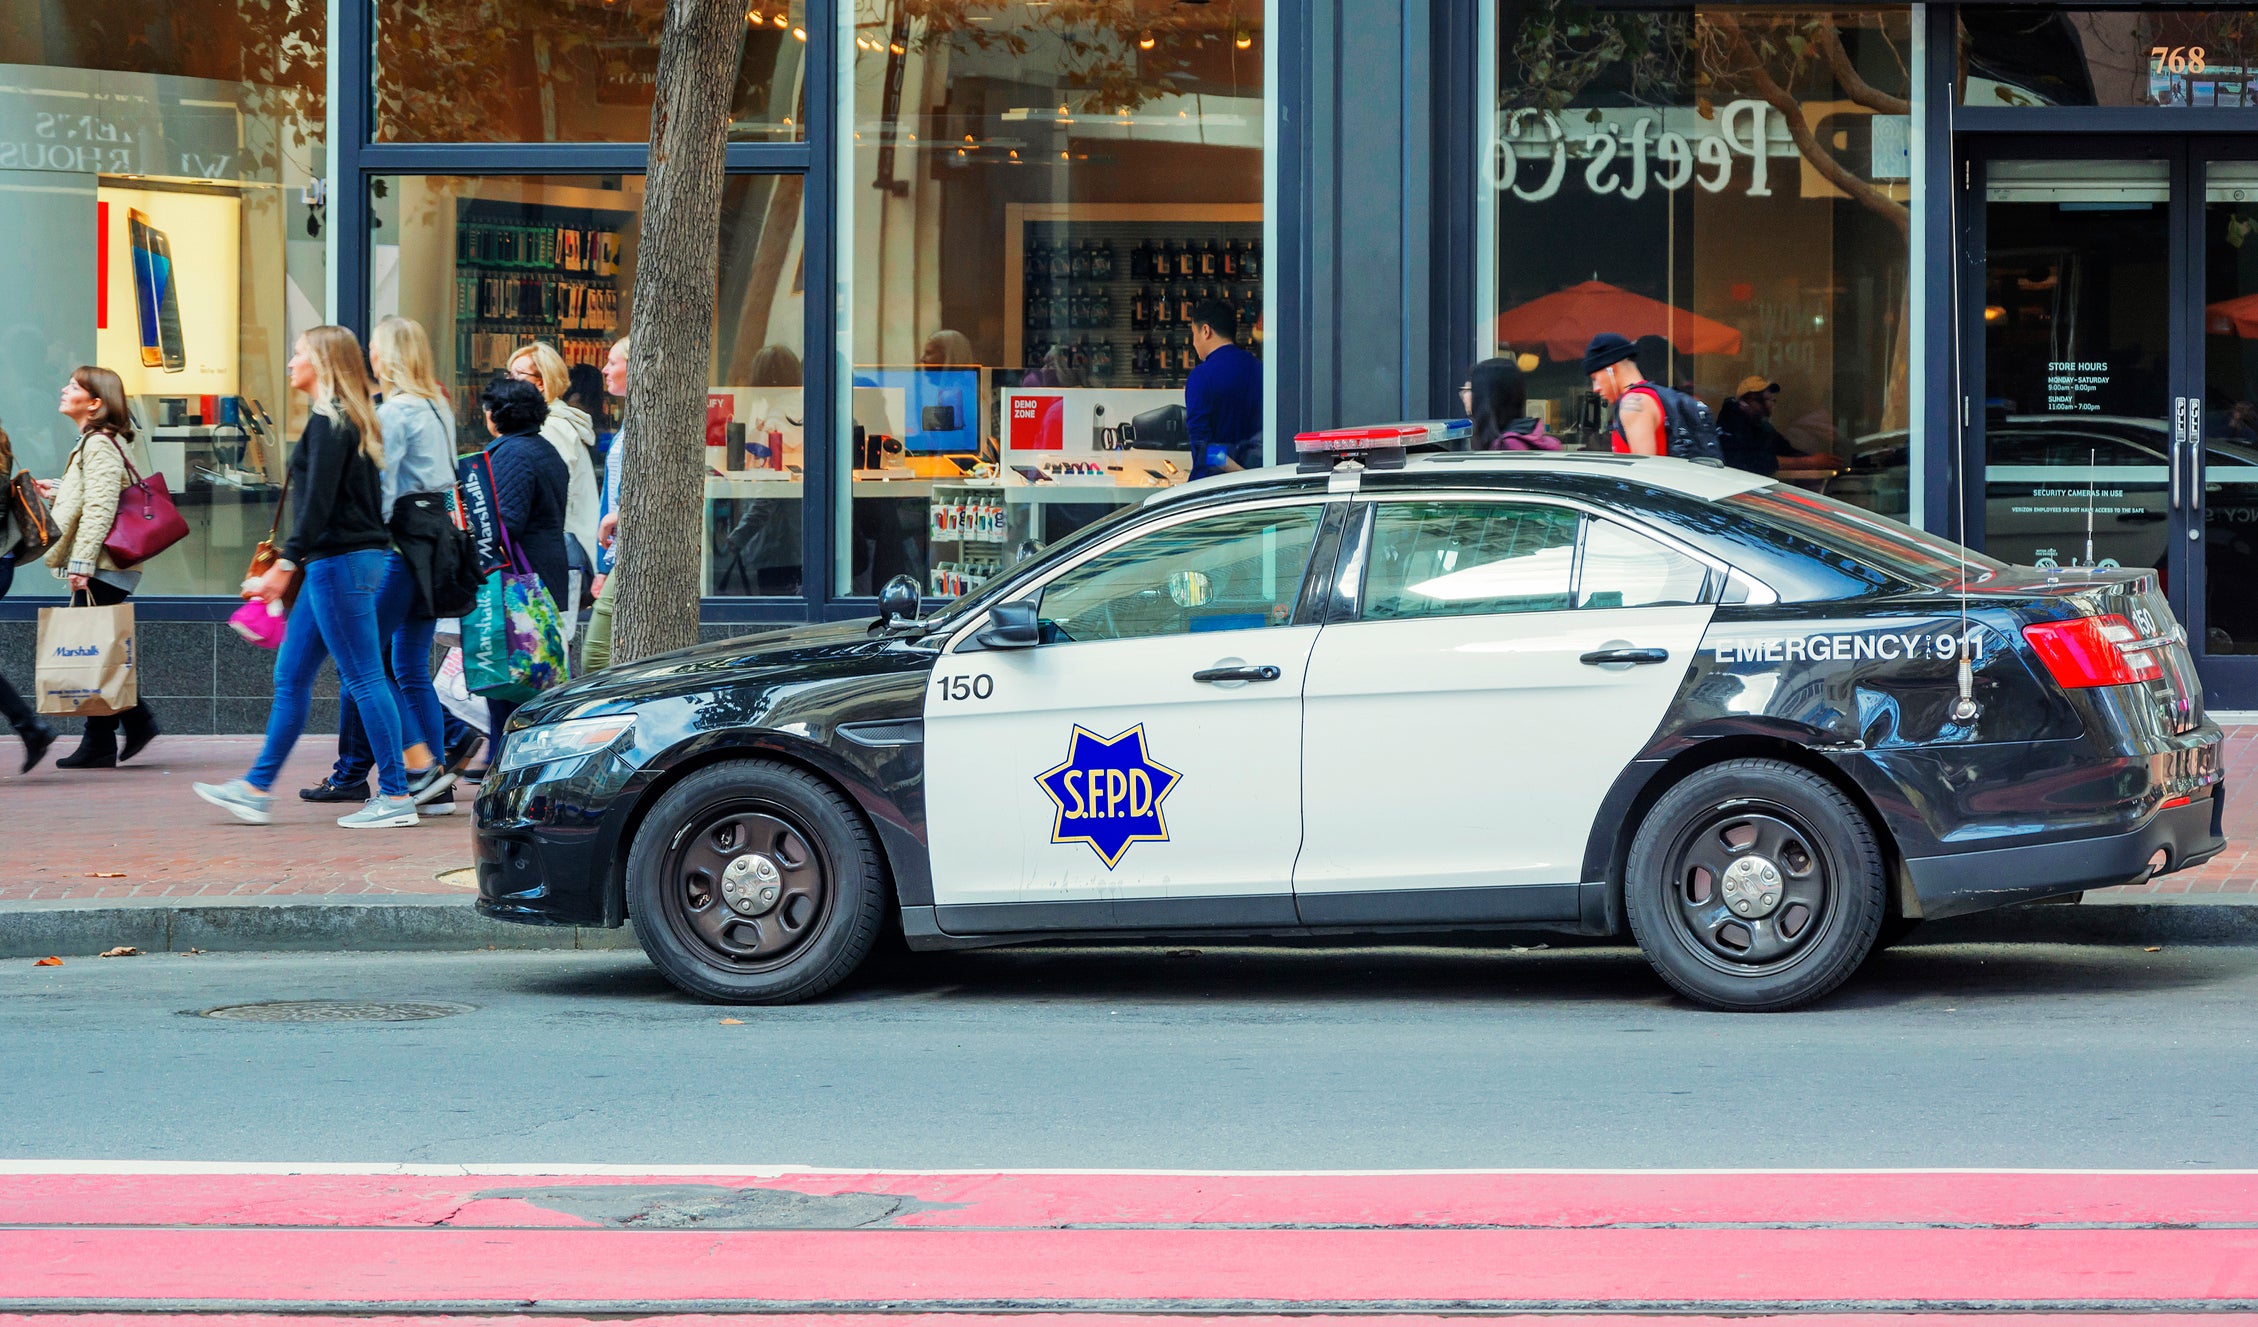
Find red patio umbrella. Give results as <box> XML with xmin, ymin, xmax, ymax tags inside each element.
<box><xmin>2208</xmin><ymin>292</ymin><xmax>2258</xmax><ymax>337</ymax></box>
<box><xmin>1495</xmin><ymin>279</ymin><xmax>1744</xmax><ymax>361</ymax></box>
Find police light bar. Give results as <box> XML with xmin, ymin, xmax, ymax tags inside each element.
<box><xmin>1293</xmin><ymin>419</ymin><xmax>1473</xmax><ymax>454</ymax></box>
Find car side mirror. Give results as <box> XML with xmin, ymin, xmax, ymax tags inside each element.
<box><xmin>878</xmin><ymin>574</ymin><xmax>922</xmax><ymax>626</ymax></box>
<box><xmin>976</xmin><ymin>600</ymin><xmax>1042</xmax><ymax>650</ymax></box>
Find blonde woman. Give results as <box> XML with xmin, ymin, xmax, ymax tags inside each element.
<box><xmin>299</xmin><ymin>315</ymin><xmax>461</xmax><ymax>811</ymax></box>
<box><xmin>508</xmin><ymin>342</ymin><xmax>600</xmax><ymax>638</ymax></box>
<box><xmin>193</xmin><ymin>326</ymin><xmax>418</xmax><ymax>829</ymax></box>
<box><xmin>40</xmin><ymin>366</ymin><xmax>159</xmax><ymax>768</ymax></box>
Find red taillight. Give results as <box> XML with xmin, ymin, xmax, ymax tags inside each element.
<box><xmin>2023</xmin><ymin>614</ymin><xmax>2164</xmax><ymax>688</ymax></box>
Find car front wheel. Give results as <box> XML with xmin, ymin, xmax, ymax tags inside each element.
<box><xmin>626</xmin><ymin>760</ymin><xmax>886</xmax><ymax>1004</ymax></box>
<box><xmin>1624</xmin><ymin>758</ymin><xmax>1885</xmax><ymax>1011</ymax></box>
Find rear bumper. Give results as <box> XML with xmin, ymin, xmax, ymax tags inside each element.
<box><xmin>1903</xmin><ymin>787</ymin><xmax>2226</xmax><ymax>920</ymax></box>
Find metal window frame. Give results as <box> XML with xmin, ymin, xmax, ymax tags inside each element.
<box><xmin>336</xmin><ymin>0</ymin><xmax>826</xmax><ymax>626</ymax></box>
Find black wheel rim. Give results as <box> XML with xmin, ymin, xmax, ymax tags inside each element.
<box><xmin>1661</xmin><ymin>801</ymin><xmax>1836</xmax><ymax>977</ymax></box>
<box><xmin>656</xmin><ymin>798</ymin><xmax>834</xmax><ymax>973</ymax></box>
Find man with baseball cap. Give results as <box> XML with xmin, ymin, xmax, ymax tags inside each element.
<box><xmin>1583</xmin><ymin>332</ymin><xmax>1663</xmax><ymax>456</ymax></box>
<box><xmin>1718</xmin><ymin>374</ymin><xmax>1788</xmax><ymax>476</ymax></box>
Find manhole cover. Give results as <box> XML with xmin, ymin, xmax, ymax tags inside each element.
<box><xmin>198</xmin><ymin>1000</ymin><xmax>475</xmax><ymax>1023</ymax></box>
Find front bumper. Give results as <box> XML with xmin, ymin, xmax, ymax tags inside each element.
<box><xmin>1903</xmin><ymin>786</ymin><xmax>2227</xmax><ymax>919</ymax></box>
<box><xmin>473</xmin><ymin>751</ymin><xmax>642</xmax><ymax>929</ymax></box>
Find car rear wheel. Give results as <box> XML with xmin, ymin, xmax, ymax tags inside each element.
<box><xmin>1624</xmin><ymin>759</ymin><xmax>1885</xmax><ymax>1011</ymax></box>
<box><xmin>626</xmin><ymin>760</ymin><xmax>886</xmax><ymax>1004</ymax></box>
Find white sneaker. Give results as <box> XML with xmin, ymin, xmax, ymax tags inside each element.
<box><xmin>194</xmin><ymin>778</ymin><xmax>273</xmax><ymax>825</ymax></box>
<box><xmin>338</xmin><ymin>795</ymin><xmax>420</xmax><ymax>829</ymax></box>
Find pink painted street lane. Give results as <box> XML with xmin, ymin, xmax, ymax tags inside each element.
<box><xmin>3</xmin><ymin>1169</ymin><xmax>2256</xmax><ymax>1315</ymax></box>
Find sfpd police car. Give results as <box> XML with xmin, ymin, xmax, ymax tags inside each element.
<box><xmin>475</xmin><ymin>423</ymin><xmax>2225</xmax><ymax>1011</ymax></box>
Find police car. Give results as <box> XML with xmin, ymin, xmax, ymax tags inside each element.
<box><xmin>474</xmin><ymin>422</ymin><xmax>2225</xmax><ymax>1011</ymax></box>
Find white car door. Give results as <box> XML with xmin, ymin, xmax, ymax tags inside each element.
<box><xmin>1295</xmin><ymin>496</ymin><xmax>1718</xmax><ymax>922</ymax></box>
<box><xmin>925</xmin><ymin>497</ymin><xmax>1333</xmax><ymax>931</ymax></box>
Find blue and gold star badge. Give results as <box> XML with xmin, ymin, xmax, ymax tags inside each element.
<box><xmin>1036</xmin><ymin>725</ymin><xmax>1183</xmax><ymax>869</ymax></box>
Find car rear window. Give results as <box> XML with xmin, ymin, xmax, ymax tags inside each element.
<box><xmin>1723</xmin><ymin>487</ymin><xmax>2005</xmax><ymax>588</ymax></box>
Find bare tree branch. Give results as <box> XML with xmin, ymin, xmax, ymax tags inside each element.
<box><xmin>1815</xmin><ymin>20</ymin><xmax>1910</xmax><ymax>117</ymax></box>
<box><xmin>1713</xmin><ymin>15</ymin><xmax>1908</xmax><ymax>238</ymax></box>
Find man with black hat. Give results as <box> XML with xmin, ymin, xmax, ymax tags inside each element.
<box><xmin>1583</xmin><ymin>332</ymin><xmax>1663</xmax><ymax>456</ymax></box>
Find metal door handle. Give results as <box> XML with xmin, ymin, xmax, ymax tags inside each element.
<box><xmin>1193</xmin><ymin>664</ymin><xmax>1282</xmax><ymax>684</ymax></box>
<box><xmin>1580</xmin><ymin>647</ymin><xmax>1671</xmax><ymax>666</ymax></box>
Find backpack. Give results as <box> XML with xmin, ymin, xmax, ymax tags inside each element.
<box><xmin>1622</xmin><ymin>383</ymin><xmax>1724</xmax><ymax>466</ymax></box>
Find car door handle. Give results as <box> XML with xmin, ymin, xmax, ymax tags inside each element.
<box><xmin>1580</xmin><ymin>647</ymin><xmax>1671</xmax><ymax>666</ymax></box>
<box><xmin>1193</xmin><ymin>664</ymin><xmax>1282</xmax><ymax>684</ymax></box>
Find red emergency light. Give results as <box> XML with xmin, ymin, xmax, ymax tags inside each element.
<box><xmin>1292</xmin><ymin>419</ymin><xmax>1471</xmax><ymax>473</ymax></box>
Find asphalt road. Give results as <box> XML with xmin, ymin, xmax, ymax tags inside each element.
<box><xmin>2</xmin><ymin>938</ymin><xmax>2254</xmax><ymax>1169</ymax></box>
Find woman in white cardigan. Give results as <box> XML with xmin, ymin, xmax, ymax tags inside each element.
<box><xmin>508</xmin><ymin>342</ymin><xmax>600</xmax><ymax>643</ymax></box>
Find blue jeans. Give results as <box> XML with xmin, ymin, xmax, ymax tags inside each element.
<box><xmin>326</xmin><ymin>553</ymin><xmax>445</xmax><ymax>783</ymax></box>
<box><xmin>247</xmin><ymin>549</ymin><xmax>408</xmax><ymax>798</ymax></box>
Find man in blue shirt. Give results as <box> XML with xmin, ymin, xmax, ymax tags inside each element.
<box><xmin>1185</xmin><ymin>298</ymin><xmax>1263</xmax><ymax>479</ymax></box>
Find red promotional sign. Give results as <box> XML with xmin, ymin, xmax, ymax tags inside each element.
<box><xmin>1008</xmin><ymin>394</ymin><xmax>1064</xmax><ymax>451</ymax></box>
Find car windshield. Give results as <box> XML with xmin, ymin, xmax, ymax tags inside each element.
<box><xmin>1724</xmin><ymin>486</ymin><xmax>2006</xmax><ymax>588</ymax></box>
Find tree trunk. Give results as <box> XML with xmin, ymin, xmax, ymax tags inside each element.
<box><xmin>610</xmin><ymin>0</ymin><xmax>748</xmax><ymax>666</ymax></box>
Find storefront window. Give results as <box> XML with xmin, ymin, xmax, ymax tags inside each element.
<box><xmin>839</xmin><ymin>0</ymin><xmax>1267</xmax><ymax>598</ymax></box>
<box><xmin>1962</xmin><ymin>8</ymin><xmax>2258</xmax><ymax>109</ymax></box>
<box><xmin>370</xmin><ymin>173</ymin><xmax>805</xmax><ymax>597</ymax></box>
<box><xmin>1486</xmin><ymin>4</ymin><xmax>1916</xmax><ymax>521</ymax></box>
<box><xmin>376</xmin><ymin>0</ymin><xmax>807</xmax><ymax>143</ymax></box>
<box><xmin>0</xmin><ymin>0</ymin><xmax>327</xmax><ymax>595</ymax></box>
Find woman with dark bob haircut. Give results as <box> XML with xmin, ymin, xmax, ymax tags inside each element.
<box><xmin>477</xmin><ymin>375</ymin><xmax>570</xmax><ymax>742</ymax></box>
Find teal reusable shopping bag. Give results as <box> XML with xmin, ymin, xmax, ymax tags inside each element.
<box><xmin>461</xmin><ymin>570</ymin><xmax>527</xmax><ymax>701</ymax></box>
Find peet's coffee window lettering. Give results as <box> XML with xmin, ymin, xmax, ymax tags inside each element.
<box><xmin>2046</xmin><ymin>361</ymin><xmax>2112</xmax><ymax>414</ymax></box>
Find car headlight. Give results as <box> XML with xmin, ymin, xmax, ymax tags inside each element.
<box><xmin>495</xmin><ymin>715</ymin><xmax>637</xmax><ymax>775</ymax></box>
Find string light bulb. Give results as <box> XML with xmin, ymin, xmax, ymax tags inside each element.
<box><xmin>1235</xmin><ymin>30</ymin><xmax>1252</xmax><ymax>48</ymax></box>
<box><xmin>1137</xmin><ymin>32</ymin><xmax>1155</xmax><ymax>49</ymax></box>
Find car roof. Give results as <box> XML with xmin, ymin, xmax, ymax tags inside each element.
<box><xmin>1146</xmin><ymin>449</ymin><xmax>1774</xmax><ymax>507</ymax></box>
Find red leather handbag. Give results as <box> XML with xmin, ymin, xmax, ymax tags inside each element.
<box><xmin>98</xmin><ymin>435</ymin><xmax>190</xmax><ymax>568</ymax></box>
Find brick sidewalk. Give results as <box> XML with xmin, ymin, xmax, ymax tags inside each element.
<box><xmin>0</xmin><ymin>737</ymin><xmax>472</xmax><ymax>903</ymax></box>
<box><xmin>1</xmin><ymin>729</ymin><xmax>2250</xmax><ymax>907</ymax></box>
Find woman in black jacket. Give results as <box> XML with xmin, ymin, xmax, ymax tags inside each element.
<box><xmin>0</xmin><ymin>422</ymin><xmax>57</xmax><ymax>772</ymax></box>
<box><xmin>479</xmin><ymin>377</ymin><xmax>570</xmax><ymax>743</ymax></box>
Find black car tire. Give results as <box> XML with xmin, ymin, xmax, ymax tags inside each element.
<box><xmin>626</xmin><ymin>760</ymin><xmax>886</xmax><ymax>1004</ymax></box>
<box><xmin>1624</xmin><ymin>758</ymin><xmax>1885</xmax><ymax>1012</ymax></box>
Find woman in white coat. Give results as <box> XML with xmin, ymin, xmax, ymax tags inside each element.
<box><xmin>508</xmin><ymin>341</ymin><xmax>600</xmax><ymax>642</ymax></box>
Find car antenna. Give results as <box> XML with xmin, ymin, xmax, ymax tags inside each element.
<box><xmin>2083</xmin><ymin>445</ymin><xmax>2097</xmax><ymax>570</ymax></box>
<box><xmin>1947</xmin><ymin>123</ymin><xmax>1979</xmax><ymax>726</ymax></box>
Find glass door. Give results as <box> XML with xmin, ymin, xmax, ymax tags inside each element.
<box><xmin>2198</xmin><ymin>156</ymin><xmax>2258</xmax><ymax>698</ymax></box>
<box><xmin>1974</xmin><ymin>157</ymin><xmax>2178</xmax><ymax>587</ymax></box>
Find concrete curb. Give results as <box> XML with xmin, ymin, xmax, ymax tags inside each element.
<box><xmin>0</xmin><ymin>897</ymin><xmax>639</xmax><ymax>959</ymax></box>
<box><xmin>2</xmin><ymin>894</ymin><xmax>2254</xmax><ymax>960</ymax></box>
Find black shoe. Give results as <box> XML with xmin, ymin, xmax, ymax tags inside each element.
<box><xmin>118</xmin><ymin>711</ymin><xmax>159</xmax><ymax>764</ymax></box>
<box><xmin>54</xmin><ymin>736</ymin><xmax>117</xmax><ymax>770</ymax></box>
<box><xmin>443</xmin><ymin>730</ymin><xmax>484</xmax><ymax>776</ymax></box>
<box><xmin>299</xmin><ymin>776</ymin><xmax>369</xmax><ymax>803</ymax></box>
<box><xmin>15</xmin><ymin>719</ymin><xmax>55</xmax><ymax>774</ymax></box>
<box><xmin>407</xmin><ymin>764</ymin><xmax>458</xmax><ymax>806</ymax></box>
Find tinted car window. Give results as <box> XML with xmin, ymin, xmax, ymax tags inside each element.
<box><xmin>1579</xmin><ymin>520</ymin><xmax>1711</xmax><ymax>609</ymax></box>
<box><xmin>1363</xmin><ymin>502</ymin><xmax>1580</xmax><ymax>620</ymax></box>
<box><xmin>1725</xmin><ymin>486</ymin><xmax>2006</xmax><ymax>588</ymax></box>
<box><xmin>1035</xmin><ymin>505</ymin><xmax>1323</xmax><ymax>643</ymax></box>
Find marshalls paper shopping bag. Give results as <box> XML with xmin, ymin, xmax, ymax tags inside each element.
<box><xmin>35</xmin><ymin>599</ymin><xmax>136</xmax><ymax>716</ymax></box>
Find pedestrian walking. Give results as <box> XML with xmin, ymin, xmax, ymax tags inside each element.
<box><xmin>39</xmin><ymin>366</ymin><xmax>160</xmax><ymax>768</ymax></box>
<box><xmin>1583</xmin><ymin>333</ymin><xmax>1664</xmax><ymax>456</ymax></box>
<box><xmin>478</xmin><ymin>376</ymin><xmax>571</xmax><ymax>746</ymax></box>
<box><xmin>299</xmin><ymin>316</ymin><xmax>461</xmax><ymax>811</ymax></box>
<box><xmin>581</xmin><ymin>336</ymin><xmax>628</xmax><ymax>674</ymax></box>
<box><xmin>507</xmin><ymin>342</ymin><xmax>601</xmax><ymax>642</ymax></box>
<box><xmin>193</xmin><ymin>326</ymin><xmax>418</xmax><ymax>828</ymax></box>
<box><xmin>1463</xmin><ymin>357</ymin><xmax>1563</xmax><ymax>451</ymax></box>
<box><xmin>0</xmin><ymin>422</ymin><xmax>57</xmax><ymax>772</ymax></box>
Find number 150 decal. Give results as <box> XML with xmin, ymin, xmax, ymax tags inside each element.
<box><xmin>934</xmin><ymin>673</ymin><xmax>994</xmax><ymax>702</ymax></box>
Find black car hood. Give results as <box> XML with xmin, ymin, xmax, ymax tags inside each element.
<box><xmin>522</xmin><ymin>620</ymin><xmax>923</xmax><ymax>720</ymax></box>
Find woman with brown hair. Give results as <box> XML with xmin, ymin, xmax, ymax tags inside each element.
<box><xmin>39</xmin><ymin>366</ymin><xmax>159</xmax><ymax>768</ymax></box>
<box><xmin>0</xmin><ymin>422</ymin><xmax>57</xmax><ymax>771</ymax></box>
<box><xmin>192</xmin><ymin>326</ymin><xmax>418</xmax><ymax>829</ymax></box>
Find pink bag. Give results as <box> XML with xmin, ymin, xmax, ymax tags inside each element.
<box><xmin>99</xmin><ymin>436</ymin><xmax>190</xmax><ymax>567</ymax></box>
<box><xmin>228</xmin><ymin>597</ymin><xmax>287</xmax><ymax>651</ymax></box>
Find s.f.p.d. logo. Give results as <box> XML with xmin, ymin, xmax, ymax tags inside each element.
<box><xmin>1036</xmin><ymin>725</ymin><xmax>1182</xmax><ymax>869</ymax></box>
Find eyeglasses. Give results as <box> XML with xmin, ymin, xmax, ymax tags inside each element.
<box><xmin>509</xmin><ymin>365</ymin><xmax>541</xmax><ymax>385</ymax></box>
